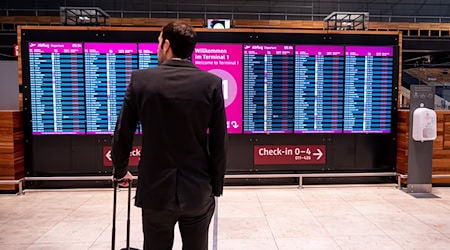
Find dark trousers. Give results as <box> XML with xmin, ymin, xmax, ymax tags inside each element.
<box><xmin>141</xmin><ymin>197</ymin><xmax>215</xmax><ymax>250</ymax></box>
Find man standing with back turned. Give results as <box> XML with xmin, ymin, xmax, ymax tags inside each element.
<box><xmin>112</xmin><ymin>21</ymin><xmax>228</xmax><ymax>250</ymax></box>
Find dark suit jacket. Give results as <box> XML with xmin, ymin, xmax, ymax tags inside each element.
<box><xmin>112</xmin><ymin>59</ymin><xmax>228</xmax><ymax>210</ymax></box>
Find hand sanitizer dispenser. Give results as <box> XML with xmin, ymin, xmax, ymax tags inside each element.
<box><xmin>412</xmin><ymin>105</ymin><xmax>437</xmax><ymax>142</ymax></box>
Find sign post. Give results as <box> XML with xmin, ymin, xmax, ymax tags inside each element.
<box><xmin>407</xmin><ymin>85</ymin><xmax>435</xmax><ymax>194</ymax></box>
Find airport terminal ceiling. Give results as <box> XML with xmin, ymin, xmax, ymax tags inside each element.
<box><xmin>1</xmin><ymin>0</ymin><xmax>450</xmax><ymax>20</ymax></box>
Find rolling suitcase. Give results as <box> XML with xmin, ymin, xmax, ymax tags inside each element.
<box><xmin>112</xmin><ymin>179</ymin><xmax>219</xmax><ymax>250</ymax></box>
<box><xmin>112</xmin><ymin>179</ymin><xmax>139</xmax><ymax>250</ymax></box>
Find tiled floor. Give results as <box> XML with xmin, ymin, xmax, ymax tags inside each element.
<box><xmin>2</xmin><ymin>185</ymin><xmax>450</xmax><ymax>249</ymax></box>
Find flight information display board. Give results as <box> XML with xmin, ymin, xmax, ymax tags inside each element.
<box><xmin>84</xmin><ymin>43</ymin><xmax>138</xmax><ymax>134</ymax></box>
<box><xmin>138</xmin><ymin>43</ymin><xmax>159</xmax><ymax>70</ymax></box>
<box><xmin>192</xmin><ymin>43</ymin><xmax>243</xmax><ymax>134</ymax></box>
<box><xmin>294</xmin><ymin>46</ymin><xmax>344</xmax><ymax>133</ymax></box>
<box><xmin>137</xmin><ymin>43</ymin><xmax>159</xmax><ymax>134</ymax></box>
<box><xmin>29</xmin><ymin>42</ymin><xmax>85</xmax><ymax>135</ymax></box>
<box><xmin>26</xmin><ymin>41</ymin><xmax>396</xmax><ymax>137</ymax></box>
<box><xmin>243</xmin><ymin>44</ymin><xmax>295</xmax><ymax>133</ymax></box>
<box><xmin>344</xmin><ymin>46</ymin><xmax>393</xmax><ymax>133</ymax></box>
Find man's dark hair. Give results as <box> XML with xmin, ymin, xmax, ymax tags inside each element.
<box><xmin>161</xmin><ymin>21</ymin><xmax>197</xmax><ymax>59</ymax></box>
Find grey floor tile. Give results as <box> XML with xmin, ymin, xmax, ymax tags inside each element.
<box><xmin>276</xmin><ymin>237</ymin><xmax>340</xmax><ymax>250</ymax></box>
<box><xmin>0</xmin><ymin>244</ymin><xmax>30</xmax><ymax>250</ymax></box>
<box><xmin>219</xmin><ymin>189</ymin><xmax>260</xmax><ymax>203</ymax></box>
<box><xmin>267</xmin><ymin>215</ymin><xmax>329</xmax><ymax>238</ymax></box>
<box><xmin>364</xmin><ymin>213</ymin><xmax>440</xmax><ymax>235</ymax></box>
<box><xmin>219</xmin><ymin>202</ymin><xmax>265</xmax><ymax>218</ymax></box>
<box><xmin>304</xmin><ymin>200</ymin><xmax>360</xmax><ymax>216</ymax></box>
<box><xmin>333</xmin><ymin>235</ymin><xmax>403</xmax><ymax>250</ymax></box>
<box><xmin>410</xmin><ymin>213</ymin><xmax>450</xmax><ymax>234</ymax></box>
<box><xmin>297</xmin><ymin>188</ymin><xmax>345</xmax><ymax>202</ymax></box>
<box><xmin>33</xmin><ymin>221</ymin><xmax>107</xmax><ymax>244</ymax></box>
<box><xmin>389</xmin><ymin>198</ymin><xmax>450</xmax><ymax>214</ymax></box>
<box><xmin>316</xmin><ymin>214</ymin><xmax>385</xmax><ymax>236</ymax></box>
<box><xmin>257</xmin><ymin>189</ymin><xmax>303</xmax><ymax>202</ymax></box>
<box><xmin>217</xmin><ymin>217</ymin><xmax>273</xmax><ymax>239</ymax></box>
<box><xmin>26</xmin><ymin>243</ymin><xmax>92</xmax><ymax>250</ymax></box>
<box><xmin>349</xmin><ymin>200</ymin><xmax>405</xmax><ymax>216</ymax></box>
<box><xmin>261</xmin><ymin>201</ymin><xmax>311</xmax><ymax>218</ymax></box>
<box><xmin>391</xmin><ymin>233</ymin><xmax>450</xmax><ymax>249</ymax></box>
<box><xmin>218</xmin><ymin>238</ymin><xmax>278</xmax><ymax>250</ymax></box>
<box><xmin>0</xmin><ymin>218</ymin><xmax>60</xmax><ymax>245</ymax></box>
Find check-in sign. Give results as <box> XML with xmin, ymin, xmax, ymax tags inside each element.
<box><xmin>254</xmin><ymin>145</ymin><xmax>326</xmax><ymax>165</ymax></box>
<box><xmin>103</xmin><ymin>146</ymin><xmax>141</xmax><ymax>167</ymax></box>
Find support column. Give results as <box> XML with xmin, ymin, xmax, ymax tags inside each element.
<box><xmin>407</xmin><ymin>85</ymin><xmax>434</xmax><ymax>194</ymax></box>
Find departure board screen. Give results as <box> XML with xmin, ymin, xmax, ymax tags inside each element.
<box><xmin>84</xmin><ymin>43</ymin><xmax>138</xmax><ymax>134</ymax></box>
<box><xmin>344</xmin><ymin>46</ymin><xmax>393</xmax><ymax>133</ymax></box>
<box><xmin>192</xmin><ymin>43</ymin><xmax>243</xmax><ymax>134</ymax></box>
<box><xmin>138</xmin><ymin>43</ymin><xmax>159</xmax><ymax>70</ymax></box>
<box><xmin>29</xmin><ymin>42</ymin><xmax>85</xmax><ymax>135</ymax></box>
<box><xmin>294</xmin><ymin>46</ymin><xmax>344</xmax><ymax>133</ymax></box>
<box><xmin>243</xmin><ymin>44</ymin><xmax>295</xmax><ymax>134</ymax></box>
<box><xmin>26</xmin><ymin>41</ymin><xmax>396</xmax><ymax>137</ymax></box>
<box><xmin>136</xmin><ymin>43</ymin><xmax>159</xmax><ymax>134</ymax></box>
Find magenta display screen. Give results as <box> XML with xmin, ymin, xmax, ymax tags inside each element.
<box><xmin>29</xmin><ymin>42</ymin><xmax>86</xmax><ymax>135</ymax></box>
<box><xmin>138</xmin><ymin>43</ymin><xmax>159</xmax><ymax>70</ymax></box>
<box><xmin>294</xmin><ymin>45</ymin><xmax>345</xmax><ymax>134</ymax></box>
<box><xmin>135</xmin><ymin>43</ymin><xmax>159</xmax><ymax>134</ymax></box>
<box><xmin>84</xmin><ymin>43</ymin><xmax>138</xmax><ymax>135</ymax></box>
<box><xmin>344</xmin><ymin>46</ymin><xmax>393</xmax><ymax>134</ymax></box>
<box><xmin>243</xmin><ymin>44</ymin><xmax>295</xmax><ymax>134</ymax></box>
<box><xmin>26</xmin><ymin>41</ymin><xmax>396</xmax><ymax>137</ymax></box>
<box><xmin>192</xmin><ymin>44</ymin><xmax>243</xmax><ymax>134</ymax></box>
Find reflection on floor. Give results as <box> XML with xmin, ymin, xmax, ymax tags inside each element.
<box><xmin>2</xmin><ymin>185</ymin><xmax>450</xmax><ymax>249</ymax></box>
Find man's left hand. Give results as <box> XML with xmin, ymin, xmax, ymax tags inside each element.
<box><xmin>115</xmin><ymin>171</ymin><xmax>134</xmax><ymax>187</ymax></box>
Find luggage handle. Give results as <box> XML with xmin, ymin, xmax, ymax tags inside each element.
<box><xmin>112</xmin><ymin>179</ymin><xmax>139</xmax><ymax>250</ymax></box>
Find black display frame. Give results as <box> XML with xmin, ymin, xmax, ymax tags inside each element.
<box><xmin>21</xmin><ymin>28</ymin><xmax>400</xmax><ymax>186</ymax></box>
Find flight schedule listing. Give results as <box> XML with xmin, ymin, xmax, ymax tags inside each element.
<box><xmin>138</xmin><ymin>43</ymin><xmax>159</xmax><ymax>70</ymax></box>
<box><xmin>344</xmin><ymin>46</ymin><xmax>393</xmax><ymax>133</ymax></box>
<box><xmin>29</xmin><ymin>42</ymin><xmax>85</xmax><ymax>135</ymax></box>
<box><xmin>294</xmin><ymin>46</ymin><xmax>344</xmax><ymax>133</ymax></box>
<box><xmin>137</xmin><ymin>43</ymin><xmax>158</xmax><ymax>134</ymax></box>
<box><xmin>243</xmin><ymin>44</ymin><xmax>295</xmax><ymax>133</ymax></box>
<box><xmin>84</xmin><ymin>43</ymin><xmax>138</xmax><ymax>134</ymax></box>
<box><xmin>27</xmin><ymin>41</ymin><xmax>396</xmax><ymax>136</ymax></box>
